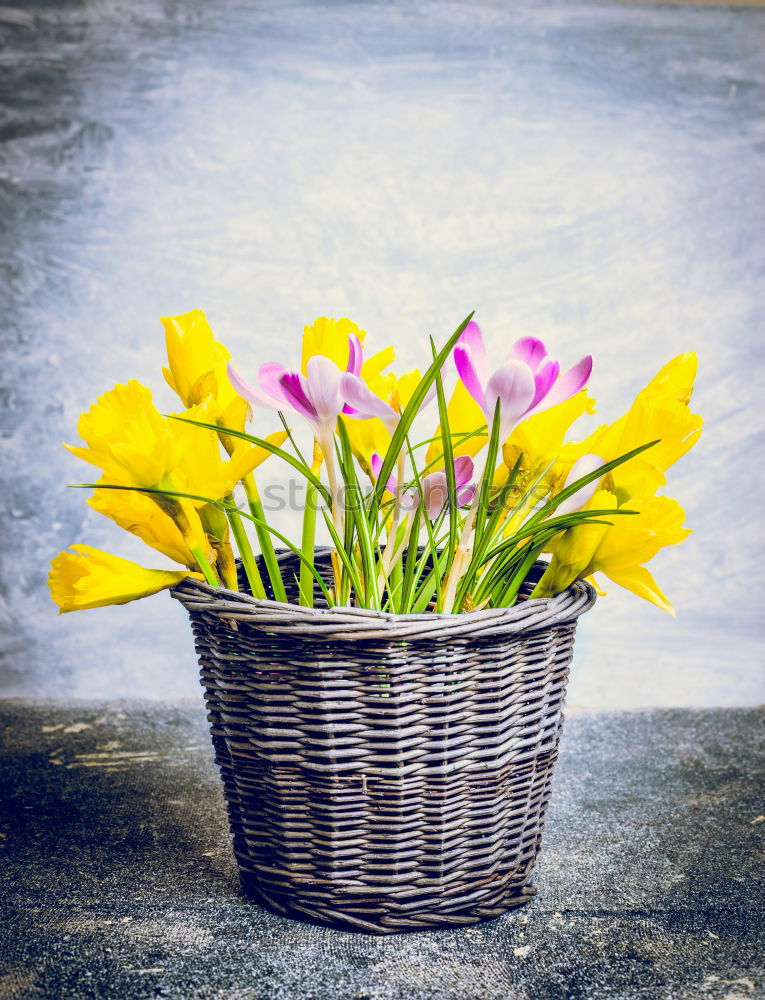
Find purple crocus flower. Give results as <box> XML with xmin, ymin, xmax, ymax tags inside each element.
<box><xmin>454</xmin><ymin>322</ymin><xmax>592</xmax><ymax>441</ymax></box>
<box><xmin>228</xmin><ymin>334</ymin><xmax>397</xmax><ymax>443</ymax></box>
<box><xmin>370</xmin><ymin>454</ymin><xmax>476</xmax><ymax>521</ymax></box>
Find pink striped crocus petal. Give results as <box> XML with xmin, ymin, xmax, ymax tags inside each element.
<box><xmin>528</xmin><ymin>359</ymin><xmax>560</xmax><ymax>411</ymax></box>
<box><xmin>279</xmin><ymin>372</ymin><xmax>319</xmax><ymax>420</ymax></box>
<box><xmin>305</xmin><ymin>356</ymin><xmax>344</xmax><ymax>423</ymax></box>
<box><xmin>340</xmin><ymin>373</ymin><xmax>398</xmax><ymax>427</ymax></box>
<box><xmin>370</xmin><ymin>452</ymin><xmax>398</xmax><ymax>494</ymax></box>
<box><xmin>452</xmin><ymin>455</ymin><xmax>474</xmax><ymax>489</ymax></box>
<box><xmin>340</xmin><ymin>352</ymin><xmax>362</xmax><ymax>415</ymax></box>
<box><xmin>533</xmin><ymin>355</ymin><xmax>593</xmax><ymax>412</ymax></box>
<box><xmin>423</xmin><ymin>470</ymin><xmax>449</xmax><ymax>521</ymax></box>
<box><xmin>454</xmin><ymin>344</ymin><xmax>486</xmax><ymax>409</ymax></box>
<box><xmin>343</xmin><ymin>336</ymin><xmax>363</xmax><ymax>410</ymax></box>
<box><xmin>509</xmin><ymin>336</ymin><xmax>548</xmax><ymax>371</ymax></box>
<box><xmin>484</xmin><ymin>361</ymin><xmax>536</xmax><ymax>440</ymax></box>
<box><xmin>227</xmin><ymin>362</ymin><xmax>283</xmax><ymax>409</ymax></box>
<box><xmin>457</xmin><ymin>483</ymin><xmax>476</xmax><ymax>507</ymax></box>
<box><xmin>258</xmin><ymin>362</ymin><xmax>289</xmax><ymax>405</ymax></box>
<box><xmin>458</xmin><ymin>321</ymin><xmax>491</xmax><ymax>383</ymax></box>
<box><xmin>346</xmin><ymin>334</ymin><xmax>363</xmax><ymax>375</ymax></box>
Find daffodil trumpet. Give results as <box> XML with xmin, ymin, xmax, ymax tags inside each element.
<box><xmin>49</xmin><ymin>545</ymin><xmax>204</xmax><ymax>613</ymax></box>
<box><xmin>51</xmin><ymin>310</ymin><xmax>700</xmax><ymax>620</ymax></box>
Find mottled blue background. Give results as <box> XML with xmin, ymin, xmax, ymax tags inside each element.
<box><xmin>1</xmin><ymin>0</ymin><xmax>763</xmax><ymax>706</ymax></box>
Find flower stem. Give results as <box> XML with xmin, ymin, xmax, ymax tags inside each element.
<box><xmin>190</xmin><ymin>544</ymin><xmax>220</xmax><ymax>588</ymax></box>
<box><xmin>242</xmin><ymin>473</ymin><xmax>287</xmax><ymax>603</ymax></box>
<box><xmin>299</xmin><ymin>443</ymin><xmax>324</xmax><ymax>608</ymax></box>
<box><xmin>299</xmin><ymin>483</ymin><xmax>319</xmax><ymax>607</ymax></box>
<box><xmin>442</xmin><ymin>450</ymin><xmax>488</xmax><ymax>612</ymax></box>
<box><xmin>381</xmin><ymin>450</ymin><xmax>407</xmax><ymax>579</ymax></box>
<box><xmin>225</xmin><ymin>493</ymin><xmax>266</xmax><ymax>599</ymax></box>
<box><xmin>320</xmin><ymin>435</ymin><xmax>344</xmax><ymax>599</ymax></box>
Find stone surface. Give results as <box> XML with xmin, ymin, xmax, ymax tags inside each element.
<box><xmin>0</xmin><ymin>0</ymin><xmax>764</xmax><ymax>708</ymax></box>
<box><xmin>1</xmin><ymin>700</ymin><xmax>763</xmax><ymax>999</ymax></box>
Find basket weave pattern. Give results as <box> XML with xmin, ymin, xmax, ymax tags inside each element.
<box><xmin>172</xmin><ymin>551</ymin><xmax>595</xmax><ymax>934</ymax></box>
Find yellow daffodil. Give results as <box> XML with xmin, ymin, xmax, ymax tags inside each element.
<box><xmin>301</xmin><ymin>316</ymin><xmax>396</xmax><ymax>402</ymax></box>
<box><xmin>533</xmin><ymin>489</ymin><xmax>618</xmax><ymax>596</ymax></box>
<box><xmin>301</xmin><ymin>316</ymin><xmax>366</xmax><ymax>374</ymax></box>
<box><xmin>176</xmin><ymin>404</ymin><xmax>287</xmax><ymax>497</ymax></box>
<box><xmin>162</xmin><ymin>309</ymin><xmax>250</xmax><ymax>444</ymax></box>
<box><xmin>65</xmin><ymin>381</ymin><xmax>287</xmax><ymax>582</ymax></box>
<box><xmin>49</xmin><ymin>545</ymin><xmax>201</xmax><ymax>613</ymax></box>
<box><xmin>66</xmin><ymin>382</ymin><xmax>283</xmax><ymax>502</ymax></box>
<box><xmin>65</xmin><ymin>381</ymin><xmax>180</xmax><ymax>489</ymax></box>
<box><xmin>533</xmin><ymin>355</ymin><xmax>700</xmax><ymax>613</ymax></box>
<box><xmin>85</xmin><ymin>414</ymin><xmax>284</xmax><ymax>589</ymax></box>
<box><xmin>584</xmin><ymin>495</ymin><xmax>690</xmax><ymax>612</ymax></box>
<box><xmin>559</xmin><ymin>353</ymin><xmax>702</xmax><ymax>500</ymax></box>
<box><xmin>88</xmin><ymin>489</ymin><xmax>196</xmax><ymax>568</ymax></box>
<box><xmin>534</xmin><ymin>494</ymin><xmax>690</xmax><ymax>614</ymax></box>
<box><xmin>163</xmin><ymin>310</ymin><xmax>228</xmax><ymax>407</ymax></box>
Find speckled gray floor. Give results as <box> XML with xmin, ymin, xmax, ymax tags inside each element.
<box><xmin>1</xmin><ymin>701</ymin><xmax>762</xmax><ymax>1000</ymax></box>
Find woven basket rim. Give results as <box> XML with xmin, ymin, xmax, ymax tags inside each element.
<box><xmin>170</xmin><ymin>549</ymin><xmax>596</xmax><ymax>641</ymax></box>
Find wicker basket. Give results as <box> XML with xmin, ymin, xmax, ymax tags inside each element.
<box><xmin>171</xmin><ymin>549</ymin><xmax>595</xmax><ymax>934</ymax></box>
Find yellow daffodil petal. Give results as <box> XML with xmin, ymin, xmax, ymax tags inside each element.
<box><xmin>342</xmin><ymin>416</ymin><xmax>391</xmax><ymax>478</ymax></box>
<box><xmin>227</xmin><ymin>430</ymin><xmax>289</xmax><ymax>482</ymax></box>
<box><xmin>601</xmin><ymin>565</ymin><xmax>675</xmax><ymax>616</ymax></box>
<box><xmin>593</xmin><ymin>496</ymin><xmax>690</xmax><ymax>574</ymax></box>
<box><xmin>391</xmin><ymin>369</ymin><xmax>422</xmax><ymax>413</ymax></box>
<box><xmin>584</xmin><ymin>573</ymin><xmax>607</xmax><ymax>597</ymax></box>
<box><xmin>560</xmin><ymin>355</ymin><xmax>702</xmax><ymax>504</ymax></box>
<box><xmin>217</xmin><ymin>395</ymin><xmax>250</xmax><ymax>442</ymax></box>
<box><xmin>49</xmin><ymin>545</ymin><xmax>201</xmax><ymax>613</ymax></box>
<box><xmin>509</xmin><ymin>390</ymin><xmax>596</xmax><ymax>465</ymax></box>
<box><xmin>63</xmin><ymin>443</ymin><xmax>103</xmax><ymax>470</ymax></box>
<box><xmin>109</xmin><ymin>443</ymin><xmax>167</xmax><ymax>489</ymax></box>
<box><xmin>643</xmin><ymin>352</ymin><xmax>698</xmax><ymax>405</ymax></box>
<box><xmin>426</xmin><ymin>380</ymin><xmax>486</xmax><ymax>468</ymax></box>
<box><xmin>66</xmin><ymin>381</ymin><xmax>178</xmax><ymax>489</ymax></box>
<box><xmin>88</xmin><ymin>489</ymin><xmax>196</xmax><ymax>568</ymax></box>
<box><xmin>162</xmin><ymin>310</ymin><xmax>227</xmax><ymax>408</ymax></box>
<box><xmin>301</xmin><ymin>317</ymin><xmax>366</xmax><ymax>374</ymax></box>
<box><xmin>251</xmin><ymin>429</ymin><xmax>290</xmax><ymax>469</ymax></box>
<box><xmin>361</xmin><ymin>347</ymin><xmax>396</xmax><ymax>383</ymax></box>
<box><xmin>619</xmin><ymin>392</ymin><xmax>703</xmax><ymax>478</ymax></box>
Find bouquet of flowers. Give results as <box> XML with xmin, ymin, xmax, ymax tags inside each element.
<box><xmin>49</xmin><ymin>311</ymin><xmax>702</xmax><ymax>617</ymax></box>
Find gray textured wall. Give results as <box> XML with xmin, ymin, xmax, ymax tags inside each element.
<box><xmin>1</xmin><ymin>0</ymin><xmax>763</xmax><ymax>706</ymax></box>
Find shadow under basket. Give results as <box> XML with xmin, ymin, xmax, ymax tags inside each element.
<box><xmin>171</xmin><ymin>548</ymin><xmax>596</xmax><ymax>934</ymax></box>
